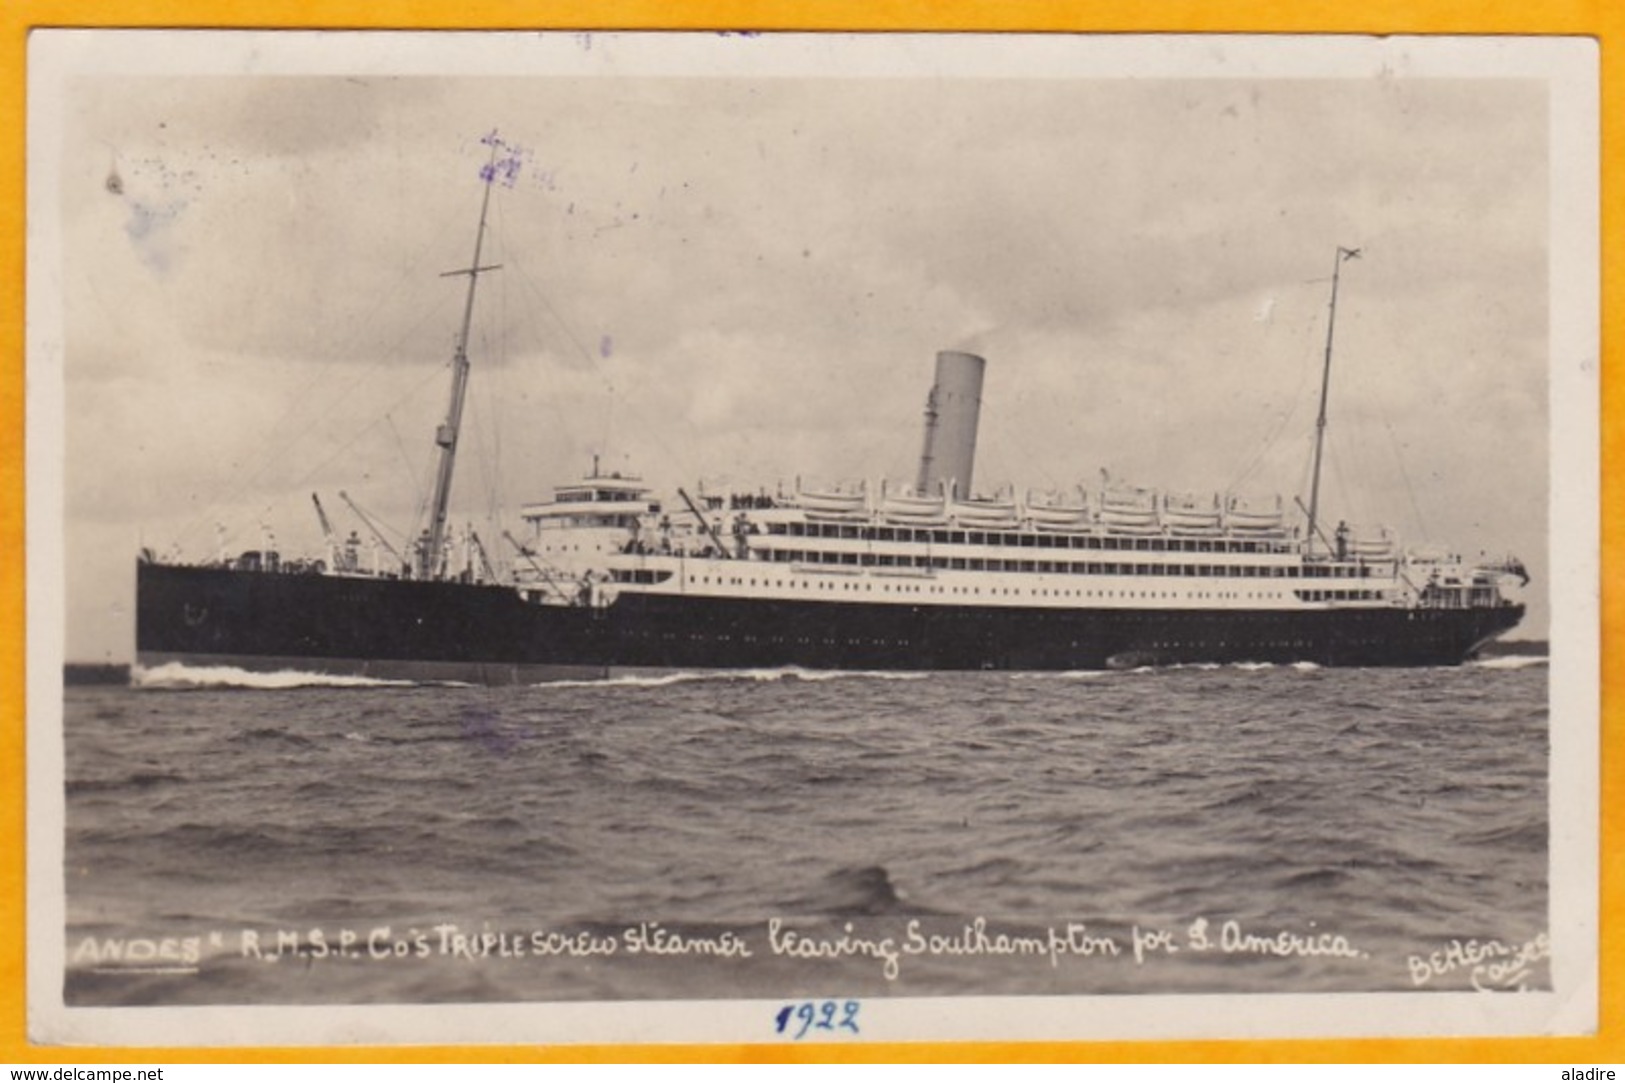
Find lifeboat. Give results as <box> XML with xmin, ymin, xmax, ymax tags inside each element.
<box><xmin>1225</xmin><ymin>493</ymin><xmax>1286</xmax><ymax>531</ymax></box>
<box><xmin>1099</xmin><ymin>485</ymin><xmax>1159</xmax><ymax>529</ymax></box>
<box><xmin>1099</xmin><ymin>510</ymin><xmax>1158</xmax><ymax>529</ymax></box>
<box><xmin>880</xmin><ymin>480</ymin><xmax>948</xmax><ymax>525</ymax></box>
<box><xmin>951</xmin><ymin>503</ymin><xmax>1018</xmax><ymax>528</ymax></box>
<box><xmin>951</xmin><ymin>486</ymin><xmax>1019</xmax><ymax>528</ymax></box>
<box><xmin>1162</xmin><ymin>491</ymin><xmax>1221</xmax><ymax>532</ymax></box>
<box><xmin>794</xmin><ymin>477</ymin><xmax>867</xmax><ymax>516</ymax></box>
<box><xmin>1343</xmin><ymin>525</ymin><xmax>1396</xmax><ymax>560</ymax></box>
<box><xmin>1349</xmin><ymin>539</ymin><xmax>1395</xmax><ymax>559</ymax></box>
<box><xmin>1026</xmin><ymin>487</ymin><xmax>1090</xmax><ymax>530</ymax></box>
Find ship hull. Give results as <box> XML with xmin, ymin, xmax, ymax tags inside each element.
<box><xmin>135</xmin><ymin>562</ymin><xmax>1526</xmax><ymax>683</ymax></box>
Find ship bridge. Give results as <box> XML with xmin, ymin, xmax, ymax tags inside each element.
<box><xmin>519</xmin><ymin>472</ymin><xmax>658</xmax><ymax>530</ymax></box>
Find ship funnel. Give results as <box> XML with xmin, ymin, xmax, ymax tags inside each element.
<box><xmin>915</xmin><ymin>350</ymin><xmax>986</xmax><ymax>498</ymax></box>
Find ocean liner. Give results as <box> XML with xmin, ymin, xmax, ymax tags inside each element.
<box><xmin>134</xmin><ymin>157</ymin><xmax>1528</xmax><ymax>684</ymax></box>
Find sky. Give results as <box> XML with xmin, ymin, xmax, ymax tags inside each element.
<box><xmin>44</xmin><ymin>34</ymin><xmax>1565</xmax><ymax>660</ymax></box>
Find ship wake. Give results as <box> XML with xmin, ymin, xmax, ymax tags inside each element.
<box><xmin>132</xmin><ymin>662</ymin><xmax>420</xmax><ymax>691</ymax></box>
<box><xmin>537</xmin><ymin>667</ymin><xmax>933</xmax><ymax>689</ymax></box>
<box><xmin>1469</xmin><ymin>654</ymin><xmax>1548</xmax><ymax>670</ymax></box>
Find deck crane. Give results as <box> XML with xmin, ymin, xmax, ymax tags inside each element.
<box><xmin>338</xmin><ymin>491</ymin><xmax>409</xmax><ymax>576</ymax></box>
<box><xmin>500</xmin><ymin>530</ymin><xmax>582</xmax><ymax>605</ymax></box>
<box><xmin>467</xmin><ymin>529</ymin><xmax>497</xmax><ymax>583</ymax></box>
<box><xmin>310</xmin><ymin>493</ymin><xmax>341</xmax><ymax>571</ymax></box>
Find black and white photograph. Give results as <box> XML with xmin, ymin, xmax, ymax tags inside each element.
<box><xmin>27</xmin><ymin>31</ymin><xmax>1597</xmax><ymax>1046</ymax></box>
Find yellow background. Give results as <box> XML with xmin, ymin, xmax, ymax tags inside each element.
<box><xmin>1</xmin><ymin>0</ymin><xmax>1616</xmax><ymax>1064</ymax></box>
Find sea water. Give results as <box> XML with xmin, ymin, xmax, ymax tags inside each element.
<box><xmin>60</xmin><ymin>660</ymin><xmax>1549</xmax><ymax>1005</ymax></box>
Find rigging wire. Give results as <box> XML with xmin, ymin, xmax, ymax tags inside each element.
<box><xmin>1294</xmin><ymin>430</ymin><xmax>1316</xmax><ymax>521</ymax></box>
<box><xmin>386</xmin><ymin>412</ymin><xmax>427</xmax><ymax>510</ymax></box>
<box><xmin>984</xmin><ymin>377</ymin><xmax>1066</xmax><ymax>495</ymax></box>
<box><xmin>486</xmin><ymin>202</ymin><xmax>510</xmax><ymax>540</ymax></box>
<box><xmin>491</xmin><ymin>215</ymin><xmax>507</xmax><ymax>524</ymax></box>
<box><xmin>342</xmin><ymin>490</ymin><xmax>412</xmax><ymax>551</ymax></box>
<box><xmin>1226</xmin><ymin>288</ymin><xmax>1323</xmax><ymax>495</ymax></box>
<box><xmin>1381</xmin><ymin>414</ymin><xmax>1430</xmax><ymax>541</ymax></box>
<box><xmin>1325</xmin><ymin>425</ymin><xmax>1362</xmax><ymax>531</ymax></box>
<box><xmin>1338</xmin><ymin>377</ymin><xmax>1428</xmax><ymax>544</ymax></box>
<box><xmin>169</xmin><ymin>201</ymin><xmax>470</xmax><ymax>541</ymax></box>
<box><xmin>835</xmin><ymin>378</ymin><xmax>919</xmax><ymax>492</ymax></box>
<box><xmin>471</xmin><ymin>195</ymin><xmax>505</xmax><ymax>526</ymax></box>
<box><xmin>462</xmin><ymin>325</ymin><xmax>506</xmax><ymax>575</ymax></box>
<box><xmin>484</xmin><ymin>318</ymin><xmax>508</xmax><ymax>548</ymax></box>
<box><xmin>281</xmin><ymin>362</ymin><xmax>450</xmax><ymax>522</ymax></box>
<box><xmin>171</xmin><ymin>169</ymin><xmax>524</xmax><ymax>558</ymax></box>
<box><xmin>173</xmin><ymin>287</ymin><xmax>459</xmax><ymax>551</ymax></box>
<box><xmin>501</xmin><ymin>241</ymin><xmax>702</xmax><ymax>485</ymax></box>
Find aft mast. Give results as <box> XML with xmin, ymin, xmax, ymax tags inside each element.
<box><xmin>1305</xmin><ymin>245</ymin><xmax>1360</xmax><ymax>557</ymax></box>
<box><xmin>419</xmin><ymin>137</ymin><xmax>504</xmax><ymax>580</ymax></box>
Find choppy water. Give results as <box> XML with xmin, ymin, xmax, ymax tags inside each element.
<box><xmin>61</xmin><ymin>659</ymin><xmax>1549</xmax><ymax>1005</ymax></box>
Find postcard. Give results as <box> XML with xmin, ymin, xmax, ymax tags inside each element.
<box><xmin>26</xmin><ymin>29</ymin><xmax>1598</xmax><ymax>1047</ymax></box>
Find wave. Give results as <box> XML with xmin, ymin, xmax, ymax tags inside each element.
<box><xmin>1013</xmin><ymin>661</ymin><xmax>1315</xmax><ymax>678</ymax></box>
<box><xmin>1470</xmin><ymin>655</ymin><xmax>1548</xmax><ymax>670</ymax></box>
<box><xmin>65</xmin><ymin>770</ymin><xmax>186</xmax><ymax>796</ymax></box>
<box><xmin>1007</xmin><ymin>671</ymin><xmax>1109</xmax><ymax>681</ymax></box>
<box><xmin>1453</xmin><ymin>819</ymin><xmax>1547</xmax><ymax>851</ymax></box>
<box><xmin>1274</xmin><ymin>866</ymin><xmax>1354</xmax><ymax>890</ymax></box>
<box><xmin>777</xmin><ymin>864</ymin><xmax>935</xmax><ymax>917</ymax></box>
<box><xmin>534</xmin><ymin>667</ymin><xmax>933</xmax><ymax>689</ymax></box>
<box><xmin>233</xmin><ymin>727</ymin><xmax>317</xmax><ymax>749</ymax></box>
<box><xmin>132</xmin><ymin>662</ymin><xmax>417</xmax><ymax>690</ymax></box>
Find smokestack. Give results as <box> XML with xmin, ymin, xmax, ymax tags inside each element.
<box><xmin>915</xmin><ymin>350</ymin><xmax>986</xmax><ymax>498</ymax></box>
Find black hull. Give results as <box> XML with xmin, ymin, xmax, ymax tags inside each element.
<box><xmin>134</xmin><ymin>562</ymin><xmax>1526</xmax><ymax>684</ymax></box>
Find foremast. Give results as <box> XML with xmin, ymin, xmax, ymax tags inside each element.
<box><xmin>419</xmin><ymin>141</ymin><xmax>503</xmax><ymax>580</ymax></box>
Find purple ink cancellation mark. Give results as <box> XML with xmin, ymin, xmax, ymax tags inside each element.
<box><xmin>478</xmin><ymin>129</ymin><xmax>528</xmax><ymax>188</ymax></box>
<box><xmin>459</xmin><ymin>706</ymin><xmax>524</xmax><ymax>757</ymax></box>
